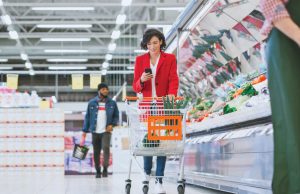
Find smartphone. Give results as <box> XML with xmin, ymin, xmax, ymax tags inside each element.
<box><xmin>145</xmin><ymin>68</ymin><xmax>152</xmax><ymax>74</ymax></box>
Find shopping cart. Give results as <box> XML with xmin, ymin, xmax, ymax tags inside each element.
<box><xmin>125</xmin><ymin>96</ymin><xmax>188</xmax><ymax>194</ymax></box>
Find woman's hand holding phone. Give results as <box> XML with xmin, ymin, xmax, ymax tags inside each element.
<box><xmin>140</xmin><ymin>69</ymin><xmax>153</xmax><ymax>83</ymax></box>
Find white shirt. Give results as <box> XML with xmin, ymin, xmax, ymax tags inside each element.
<box><xmin>150</xmin><ymin>55</ymin><xmax>160</xmax><ymax>97</ymax></box>
<box><xmin>95</xmin><ymin>102</ymin><xmax>106</xmax><ymax>134</ymax></box>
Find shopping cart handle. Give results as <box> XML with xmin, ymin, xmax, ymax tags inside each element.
<box><xmin>125</xmin><ymin>96</ymin><xmax>184</xmax><ymax>101</ymax></box>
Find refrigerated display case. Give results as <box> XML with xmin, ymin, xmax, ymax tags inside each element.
<box><xmin>164</xmin><ymin>0</ymin><xmax>274</xmax><ymax>193</ymax></box>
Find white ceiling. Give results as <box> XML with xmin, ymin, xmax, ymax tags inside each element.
<box><xmin>0</xmin><ymin>0</ymin><xmax>190</xmax><ymax>75</ymax></box>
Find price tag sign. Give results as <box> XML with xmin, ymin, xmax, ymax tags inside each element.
<box><xmin>7</xmin><ymin>74</ymin><xmax>18</xmax><ymax>89</ymax></box>
<box><xmin>72</xmin><ymin>74</ymin><xmax>83</xmax><ymax>90</ymax></box>
<box><xmin>90</xmin><ymin>74</ymin><xmax>101</xmax><ymax>89</ymax></box>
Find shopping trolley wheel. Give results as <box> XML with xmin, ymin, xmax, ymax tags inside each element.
<box><xmin>177</xmin><ymin>185</ymin><xmax>184</xmax><ymax>194</ymax></box>
<box><xmin>125</xmin><ymin>184</ymin><xmax>131</xmax><ymax>194</ymax></box>
<box><xmin>142</xmin><ymin>185</ymin><xmax>149</xmax><ymax>194</ymax></box>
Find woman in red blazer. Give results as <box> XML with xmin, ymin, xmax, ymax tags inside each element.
<box><xmin>132</xmin><ymin>29</ymin><xmax>179</xmax><ymax>194</ymax></box>
<box><xmin>133</xmin><ymin>33</ymin><xmax>179</xmax><ymax>97</ymax></box>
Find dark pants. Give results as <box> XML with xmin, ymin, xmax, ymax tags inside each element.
<box><xmin>144</xmin><ymin>156</ymin><xmax>166</xmax><ymax>184</ymax></box>
<box><xmin>92</xmin><ymin>132</ymin><xmax>111</xmax><ymax>172</ymax></box>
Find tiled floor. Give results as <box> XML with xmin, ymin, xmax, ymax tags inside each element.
<box><xmin>0</xmin><ymin>172</ymin><xmax>228</xmax><ymax>194</ymax></box>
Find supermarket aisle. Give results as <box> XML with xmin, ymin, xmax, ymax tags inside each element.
<box><xmin>0</xmin><ymin>172</ymin><xmax>228</xmax><ymax>194</ymax></box>
<box><xmin>65</xmin><ymin>173</ymin><xmax>228</xmax><ymax>194</ymax></box>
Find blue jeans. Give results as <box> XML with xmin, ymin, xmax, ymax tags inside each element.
<box><xmin>144</xmin><ymin>156</ymin><xmax>166</xmax><ymax>183</ymax></box>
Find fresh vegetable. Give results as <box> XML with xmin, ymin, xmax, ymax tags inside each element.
<box><xmin>223</xmin><ymin>104</ymin><xmax>237</xmax><ymax>114</ymax></box>
<box><xmin>241</xmin><ymin>84</ymin><xmax>258</xmax><ymax>97</ymax></box>
<box><xmin>251</xmin><ymin>74</ymin><xmax>267</xmax><ymax>85</ymax></box>
<box><xmin>142</xmin><ymin>134</ymin><xmax>160</xmax><ymax>147</ymax></box>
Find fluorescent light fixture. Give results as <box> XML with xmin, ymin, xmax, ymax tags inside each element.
<box><xmin>44</xmin><ymin>49</ymin><xmax>88</xmax><ymax>53</ymax></box>
<box><xmin>25</xmin><ymin>61</ymin><xmax>32</xmax><ymax>69</ymax></box>
<box><xmin>102</xmin><ymin>62</ymin><xmax>109</xmax><ymax>68</ymax></box>
<box><xmin>134</xmin><ymin>49</ymin><xmax>148</xmax><ymax>53</ymax></box>
<box><xmin>111</xmin><ymin>30</ymin><xmax>121</xmax><ymax>39</ymax></box>
<box><xmin>29</xmin><ymin>69</ymin><xmax>35</xmax><ymax>76</ymax></box>
<box><xmin>108</xmin><ymin>43</ymin><xmax>117</xmax><ymax>51</ymax></box>
<box><xmin>41</xmin><ymin>38</ymin><xmax>91</xmax><ymax>42</ymax></box>
<box><xmin>105</xmin><ymin>54</ymin><xmax>113</xmax><ymax>61</ymax></box>
<box><xmin>20</xmin><ymin>53</ymin><xmax>28</xmax><ymax>60</ymax></box>
<box><xmin>32</xmin><ymin>7</ymin><xmax>95</xmax><ymax>11</ymax></box>
<box><xmin>116</xmin><ymin>14</ymin><xmax>127</xmax><ymax>25</ymax></box>
<box><xmin>0</xmin><ymin>67</ymin><xmax>13</xmax><ymax>70</ymax></box>
<box><xmin>121</xmin><ymin>0</ymin><xmax>132</xmax><ymax>6</ymax></box>
<box><xmin>0</xmin><ymin>59</ymin><xmax>8</xmax><ymax>62</ymax></box>
<box><xmin>48</xmin><ymin>66</ymin><xmax>87</xmax><ymax>70</ymax></box>
<box><xmin>1</xmin><ymin>14</ymin><xmax>12</xmax><ymax>25</ymax></box>
<box><xmin>147</xmin><ymin>24</ymin><xmax>172</xmax><ymax>28</ymax></box>
<box><xmin>47</xmin><ymin>58</ymin><xmax>88</xmax><ymax>62</ymax></box>
<box><xmin>37</xmin><ymin>24</ymin><xmax>92</xmax><ymax>28</ymax></box>
<box><xmin>156</xmin><ymin>7</ymin><xmax>185</xmax><ymax>11</ymax></box>
<box><xmin>127</xmin><ymin>66</ymin><xmax>134</xmax><ymax>70</ymax></box>
<box><xmin>101</xmin><ymin>69</ymin><xmax>107</xmax><ymax>75</ymax></box>
<box><xmin>9</xmin><ymin>30</ymin><xmax>19</xmax><ymax>39</ymax></box>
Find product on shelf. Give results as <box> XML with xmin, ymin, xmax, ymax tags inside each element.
<box><xmin>0</xmin><ymin>88</ymin><xmax>41</xmax><ymax>108</ymax></box>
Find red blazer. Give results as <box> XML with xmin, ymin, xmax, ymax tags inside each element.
<box><xmin>133</xmin><ymin>51</ymin><xmax>179</xmax><ymax>97</ymax></box>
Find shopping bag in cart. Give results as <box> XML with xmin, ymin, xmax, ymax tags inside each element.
<box><xmin>72</xmin><ymin>144</ymin><xmax>89</xmax><ymax>160</ymax></box>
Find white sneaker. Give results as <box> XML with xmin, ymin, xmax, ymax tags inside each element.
<box><xmin>145</xmin><ymin>174</ymin><xmax>150</xmax><ymax>182</ymax></box>
<box><xmin>154</xmin><ymin>182</ymin><xmax>166</xmax><ymax>194</ymax></box>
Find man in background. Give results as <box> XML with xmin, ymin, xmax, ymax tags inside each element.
<box><xmin>81</xmin><ymin>83</ymin><xmax>119</xmax><ymax>178</ymax></box>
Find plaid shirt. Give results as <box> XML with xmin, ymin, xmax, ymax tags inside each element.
<box><xmin>260</xmin><ymin>0</ymin><xmax>290</xmax><ymax>36</ymax></box>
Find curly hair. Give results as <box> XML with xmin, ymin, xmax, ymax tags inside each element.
<box><xmin>140</xmin><ymin>28</ymin><xmax>166</xmax><ymax>50</ymax></box>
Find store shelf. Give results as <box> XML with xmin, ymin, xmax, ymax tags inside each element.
<box><xmin>0</xmin><ymin>108</ymin><xmax>65</xmax><ymax>173</ymax></box>
<box><xmin>0</xmin><ymin>121</ymin><xmax>64</xmax><ymax>124</ymax></box>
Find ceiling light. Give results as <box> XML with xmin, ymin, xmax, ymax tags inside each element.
<box><xmin>1</xmin><ymin>15</ymin><xmax>12</xmax><ymax>25</ymax></box>
<box><xmin>47</xmin><ymin>58</ymin><xmax>88</xmax><ymax>62</ymax></box>
<box><xmin>156</xmin><ymin>7</ymin><xmax>185</xmax><ymax>11</ymax></box>
<box><xmin>29</xmin><ymin>69</ymin><xmax>35</xmax><ymax>76</ymax></box>
<box><xmin>101</xmin><ymin>69</ymin><xmax>107</xmax><ymax>75</ymax></box>
<box><xmin>32</xmin><ymin>7</ymin><xmax>95</xmax><ymax>11</ymax></box>
<box><xmin>116</xmin><ymin>14</ymin><xmax>127</xmax><ymax>25</ymax></box>
<box><xmin>105</xmin><ymin>54</ymin><xmax>113</xmax><ymax>61</ymax></box>
<box><xmin>48</xmin><ymin>66</ymin><xmax>87</xmax><ymax>70</ymax></box>
<box><xmin>134</xmin><ymin>49</ymin><xmax>148</xmax><ymax>53</ymax></box>
<box><xmin>37</xmin><ymin>24</ymin><xmax>92</xmax><ymax>28</ymax></box>
<box><xmin>20</xmin><ymin>53</ymin><xmax>28</xmax><ymax>60</ymax></box>
<box><xmin>0</xmin><ymin>59</ymin><xmax>8</xmax><ymax>62</ymax></box>
<box><xmin>147</xmin><ymin>25</ymin><xmax>172</xmax><ymax>28</ymax></box>
<box><xmin>102</xmin><ymin>62</ymin><xmax>109</xmax><ymax>68</ymax></box>
<box><xmin>127</xmin><ymin>66</ymin><xmax>134</xmax><ymax>70</ymax></box>
<box><xmin>108</xmin><ymin>43</ymin><xmax>117</xmax><ymax>51</ymax></box>
<box><xmin>0</xmin><ymin>67</ymin><xmax>13</xmax><ymax>70</ymax></box>
<box><xmin>25</xmin><ymin>61</ymin><xmax>32</xmax><ymax>69</ymax></box>
<box><xmin>41</xmin><ymin>38</ymin><xmax>91</xmax><ymax>42</ymax></box>
<box><xmin>44</xmin><ymin>49</ymin><xmax>89</xmax><ymax>53</ymax></box>
<box><xmin>121</xmin><ymin>0</ymin><xmax>132</xmax><ymax>6</ymax></box>
<box><xmin>111</xmin><ymin>30</ymin><xmax>121</xmax><ymax>39</ymax></box>
<box><xmin>9</xmin><ymin>30</ymin><xmax>19</xmax><ymax>39</ymax></box>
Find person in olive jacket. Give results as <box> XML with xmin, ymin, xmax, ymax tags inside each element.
<box><xmin>80</xmin><ymin>83</ymin><xmax>119</xmax><ymax>178</ymax></box>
